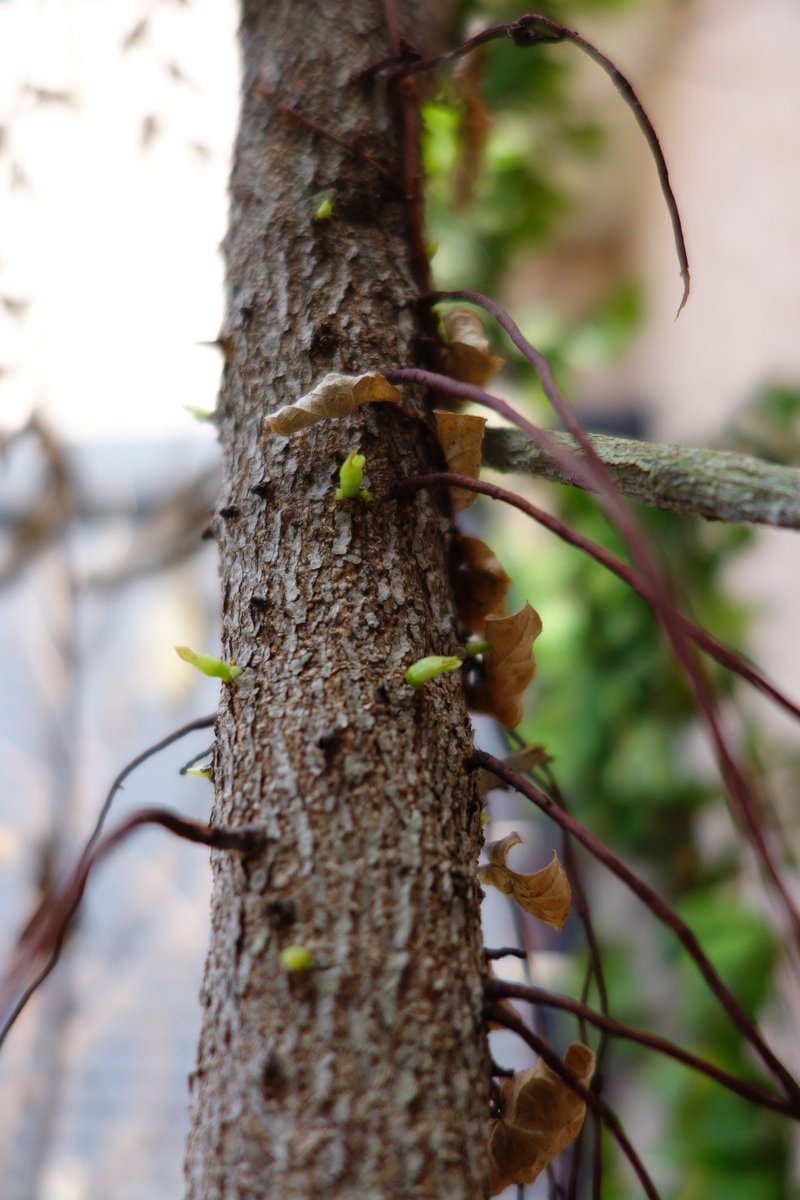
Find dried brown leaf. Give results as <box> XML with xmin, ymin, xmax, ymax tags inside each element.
<box><xmin>470</xmin><ymin>602</ymin><xmax>542</xmax><ymax>728</ymax></box>
<box><xmin>476</xmin><ymin>745</ymin><xmax>551</xmax><ymax>799</ymax></box>
<box><xmin>489</xmin><ymin>1043</ymin><xmax>595</xmax><ymax>1194</ymax></box>
<box><xmin>266</xmin><ymin>372</ymin><xmax>401</xmax><ymax>435</ymax></box>
<box><xmin>434</xmin><ymin>409</ymin><xmax>486</xmax><ymax>510</ymax></box>
<box><xmin>443</xmin><ymin>308</ymin><xmax>504</xmax><ymax>386</ymax></box>
<box><xmin>453</xmin><ymin>535</ymin><xmax>511</xmax><ymax>635</ymax></box>
<box><xmin>479</xmin><ymin>838</ymin><xmax>570</xmax><ymax>929</ymax></box>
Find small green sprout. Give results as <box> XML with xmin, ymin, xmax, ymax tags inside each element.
<box><xmin>279</xmin><ymin>945</ymin><xmax>316</xmax><ymax>973</ymax></box>
<box><xmin>405</xmin><ymin>655</ymin><xmax>463</xmax><ymax>688</ymax></box>
<box><xmin>480</xmin><ymin>811</ymin><xmax>492</xmax><ymax>827</ymax></box>
<box><xmin>313</xmin><ymin>194</ymin><xmax>335</xmax><ymax>221</ymax></box>
<box><xmin>184</xmin><ymin>405</ymin><xmax>216</xmax><ymax>422</ymax></box>
<box><xmin>336</xmin><ymin>450</ymin><xmax>372</xmax><ymax>502</ymax></box>
<box><xmin>185</xmin><ymin>766</ymin><xmax>213</xmax><ymax>780</ymax></box>
<box><xmin>175</xmin><ymin>646</ymin><xmax>243</xmax><ymax>682</ymax></box>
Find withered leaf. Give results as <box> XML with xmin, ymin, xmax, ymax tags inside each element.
<box><xmin>479</xmin><ymin>836</ymin><xmax>570</xmax><ymax>929</ymax></box>
<box><xmin>267</xmin><ymin>372</ymin><xmax>401</xmax><ymax>435</ymax></box>
<box><xmin>470</xmin><ymin>602</ymin><xmax>542</xmax><ymax>728</ymax></box>
<box><xmin>443</xmin><ymin>308</ymin><xmax>505</xmax><ymax>386</ymax></box>
<box><xmin>489</xmin><ymin>1043</ymin><xmax>595</xmax><ymax>1195</ymax></box>
<box><xmin>477</xmin><ymin>745</ymin><xmax>551</xmax><ymax>799</ymax></box>
<box><xmin>453</xmin><ymin>535</ymin><xmax>511</xmax><ymax>636</ymax></box>
<box><xmin>434</xmin><ymin>409</ymin><xmax>486</xmax><ymax>510</ymax></box>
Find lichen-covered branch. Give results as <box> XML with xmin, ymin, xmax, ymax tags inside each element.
<box><xmin>482</xmin><ymin>427</ymin><xmax>800</xmax><ymax>530</ymax></box>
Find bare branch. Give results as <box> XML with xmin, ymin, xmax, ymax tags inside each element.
<box><xmin>483</xmin><ymin>427</ymin><xmax>800</xmax><ymax>530</ymax></box>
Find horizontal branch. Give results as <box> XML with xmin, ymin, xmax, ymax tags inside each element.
<box><xmin>483</xmin><ymin>427</ymin><xmax>800</xmax><ymax>530</ymax></box>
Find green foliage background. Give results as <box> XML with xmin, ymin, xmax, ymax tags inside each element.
<box><xmin>424</xmin><ymin>2</ymin><xmax>796</xmax><ymax>1195</ymax></box>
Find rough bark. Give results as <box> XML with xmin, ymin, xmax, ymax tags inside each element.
<box><xmin>184</xmin><ymin>4</ymin><xmax>489</xmax><ymax>1199</ymax></box>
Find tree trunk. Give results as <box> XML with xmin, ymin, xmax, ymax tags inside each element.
<box><xmin>184</xmin><ymin>4</ymin><xmax>489</xmax><ymax>1198</ymax></box>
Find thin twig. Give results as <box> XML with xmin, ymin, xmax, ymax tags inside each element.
<box><xmin>87</xmin><ymin>713</ymin><xmax>216</xmax><ymax>851</ymax></box>
<box><xmin>485</xmin><ymin>978</ymin><xmax>798</xmax><ymax>1117</ymax></box>
<box><xmin>0</xmin><ymin>808</ymin><xmax>266</xmax><ymax>1049</ymax></box>
<box><xmin>252</xmin><ymin>82</ymin><xmax>401</xmax><ymax>192</ymax></box>
<box><xmin>378</xmin><ymin>16</ymin><xmax>689</xmax><ymax>310</ymax></box>
<box><xmin>487</xmin><ymin>1002</ymin><xmax>662</xmax><ymax>1200</ymax></box>
<box><xmin>473</xmin><ymin>750</ymin><xmax>800</xmax><ymax>1106</ymax></box>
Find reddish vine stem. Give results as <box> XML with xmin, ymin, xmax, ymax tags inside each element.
<box><xmin>251</xmin><ymin>82</ymin><xmax>401</xmax><ymax>193</ymax></box>
<box><xmin>486</xmin><ymin>1002</ymin><xmax>662</xmax><ymax>1200</ymax></box>
<box><xmin>0</xmin><ymin>808</ymin><xmax>266</xmax><ymax>1049</ymax></box>
<box><xmin>87</xmin><ymin>712</ymin><xmax>217</xmax><ymax>852</ymax></box>
<box><xmin>424</xmin><ymin>293</ymin><xmax>800</xmax><ymax>949</ymax></box>
<box><xmin>377</xmin><ymin>14</ymin><xmax>689</xmax><ymax>311</ymax></box>
<box><xmin>13</xmin><ymin>713</ymin><xmax>218</xmax><ymax>960</ymax></box>
<box><xmin>485</xmin><ymin>978</ymin><xmax>798</xmax><ymax>1117</ymax></box>
<box><xmin>542</xmin><ymin>768</ymin><xmax>609</xmax><ymax>1049</ymax></box>
<box><xmin>389</xmin><ymin>463</ymin><xmax>800</xmax><ymax>722</ymax></box>
<box><xmin>473</xmin><ymin>749</ymin><xmax>800</xmax><ymax>1106</ymax></box>
<box><xmin>388</xmin><ymin>373</ymin><xmax>800</xmax><ymax>951</ymax></box>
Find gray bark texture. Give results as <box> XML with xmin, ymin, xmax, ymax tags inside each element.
<box><xmin>184</xmin><ymin>4</ymin><xmax>490</xmax><ymax>1199</ymax></box>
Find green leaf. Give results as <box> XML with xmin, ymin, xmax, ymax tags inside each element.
<box><xmin>175</xmin><ymin>645</ymin><xmax>243</xmax><ymax>682</ymax></box>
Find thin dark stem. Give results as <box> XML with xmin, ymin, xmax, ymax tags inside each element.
<box><xmin>252</xmin><ymin>82</ymin><xmax>401</xmax><ymax>192</ymax></box>
<box><xmin>394</xmin><ymin>457</ymin><xmax>800</xmax><ymax>949</ymax></box>
<box><xmin>487</xmin><ymin>1003</ymin><xmax>662</xmax><ymax>1200</ymax></box>
<box><xmin>390</xmin><ymin>464</ymin><xmax>800</xmax><ymax>722</ymax></box>
<box><xmin>0</xmin><ymin>808</ymin><xmax>265</xmax><ymax>1049</ymax></box>
<box><xmin>416</xmin><ymin>298</ymin><xmax>800</xmax><ymax>945</ymax></box>
<box><xmin>473</xmin><ymin>750</ymin><xmax>800</xmax><ymax>1106</ymax></box>
<box><xmin>485</xmin><ymin>946</ymin><xmax>528</xmax><ymax>961</ymax></box>
<box><xmin>566</xmin><ymin>1124</ymin><xmax>584</xmax><ymax>1200</ymax></box>
<box><xmin>379</xmin><ymin>16</ymin><xmax>689</xmax><ymax>310</ymax></box>
<box><xmin>180</xmin><ymin>743</ymin><xmax>215</xmax><ymax>774</ymax></box>
<box><xmin>591</xmin><ymin>1112</ymin><xmax>603</xmax><ymax>1200</ymax></box>
<box><xmin>86</xmin><ymin>713</ymin><xmax>216</xmax><ymax>852</ymax></box>
<box><xmin>485</xmin><ymin>978</ymin><xmax>798</xmax><ymax>1117</ymax></box>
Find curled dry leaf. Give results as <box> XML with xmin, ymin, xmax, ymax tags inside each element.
<box><xmin>453</xmin><ymin>535</ymin><xmax>511</xmax><ymax>635</ymax></box>
<box><xmin>477</xmin><ymin>744</ymin><xmax>551</xmax><ymax>800</ymax></box>
<box><xmin>434</xmin><ymin>410</ymin><xmax>486</xmax><ymax>510</ymax></box>
<box><xmin>489</xmin><ymin>1043</ymin><xmax>596</xmax><ymax>1195</ymax></box>
<box><xmin>469</xmin><ymin>602</ymin><xmax>542</xmax><ymax>728</ymax></box>
<box><xmin>443</xmin><ymin>308</ymin><xmax>504</xmax><ymax>386</ymax></box>
<box><xmin>266</xmin><ymin>372</ymin><xmax>401</xmax><ymax>435</ymax></box>
<box><xmin>478</xmin><ymin>835</ymin><xmax>571</xmax><ymax>930</ymax></box>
